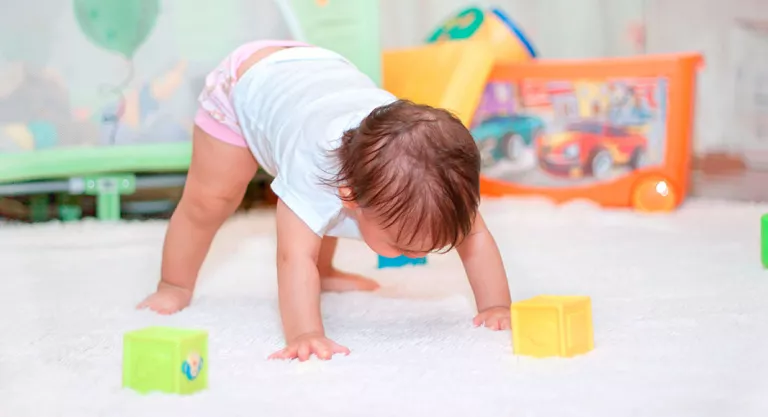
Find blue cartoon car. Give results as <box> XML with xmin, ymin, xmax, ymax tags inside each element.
<box><xmin>470</xmin><ymin>114</ymin><xmax>545</xmax><ymax>167</ymax></box>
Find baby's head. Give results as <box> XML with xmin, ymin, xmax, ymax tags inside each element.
<box><xmin>329</xmin><ymin>99</ymin><xmax>481</xmax><ymax>258</ymax></box>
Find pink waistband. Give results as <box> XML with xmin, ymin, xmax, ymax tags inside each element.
<box><xmin>231</xmin><ymin>40</ymin><xmax>311</xmax><ymax>76</ymax></box>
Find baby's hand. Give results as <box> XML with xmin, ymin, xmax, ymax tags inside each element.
<box><xmin>137</xmin><ymin>281</ymin><xmax>193</xmax><ymax>315</ymax></box>
<box><xmin>473</xmin><ymin>306</ymin><xmax>511</xmax><ymax>331</ymax></box>
<box><xmin>268</xmin><ymin>333</ymin><xmax>350</xmax><ymax>361</ymax></box>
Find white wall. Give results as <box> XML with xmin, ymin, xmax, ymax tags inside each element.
<box><xmin>382</xmin><ymin>0</ymin><xmax>768</xmax><ymax>161</ymax></box>
<box><xmin>0</xmin><ymin>0</ymin><xmax>766</xmax><ymax>159</ymax></box>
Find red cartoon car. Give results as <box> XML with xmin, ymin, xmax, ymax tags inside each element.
<box><xmin>537</xmin><ymin>121</ymin><xmax>649</xmax><ymax>179</ymax></box>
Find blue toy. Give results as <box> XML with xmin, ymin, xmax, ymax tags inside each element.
<box><xmin>377</xmin><ymin>255</ymin><xmax>427</xmax><ymax>269</ymax></box>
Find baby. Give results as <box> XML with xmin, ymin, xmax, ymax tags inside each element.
<box><xmin>138</xmin><ymin>40</ymin><xmax>512</xmax><ymax>361</ymax></box>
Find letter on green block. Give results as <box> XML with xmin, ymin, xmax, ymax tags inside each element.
<box><xmin>123</xmin><ymin>326</ymin><xmax>208</xmax><ymax>395</ymax></box>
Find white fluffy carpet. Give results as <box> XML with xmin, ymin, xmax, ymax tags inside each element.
<box><xmin>2</xmin><ymin>197</ymin><xmax>768</xmax><ymax>417</ymax></box>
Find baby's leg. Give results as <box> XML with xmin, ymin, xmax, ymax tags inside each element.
<box><xmin>316</xmin><ymin>236</ymin><xmax>380</xmax><ymax>292</ymax></box>
<box><xmin>138</xmin><ymin>126</ymin><xmax>258</xmax><ymax>314</ymax></box>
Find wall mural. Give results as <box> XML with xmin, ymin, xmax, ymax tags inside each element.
<box><xmin>73</xmin><ymin>0</ymin><xmax>160</xmax><ymax>144</ymax></box>
<box><xmin>0</xmin><ymin>0</ymin><xmax>272</xmax><ymax>154</ymax></box>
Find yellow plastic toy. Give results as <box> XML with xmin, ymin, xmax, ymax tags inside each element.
<box><xmin>511</xmin><ymin>295</ymin><xmax>594</xmax><ymax>358</ymax></box>
<box><xmin>426</xmin><ymin>6</ymin><xmax>537</xmax><ymax>63</ymax></box>
<box><xmin>382</xmin><ymin>40</ymin><xmax>495</xmax><ymax>127</ymax></box>
<box><xmin>382</xmin><ymin>6</ymin><xmax>536</xmax><ymax>128</ymax></box>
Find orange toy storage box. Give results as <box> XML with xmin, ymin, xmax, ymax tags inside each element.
<box><xmin>472</xmin><ymin>53</ymin><xmax>703</xmax><ymax>212</ymax></box>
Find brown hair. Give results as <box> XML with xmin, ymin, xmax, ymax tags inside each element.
<box><xmin>324</xmin><ymin>99</ymin><xmax>481</xmax><ymax>253</ymax></box>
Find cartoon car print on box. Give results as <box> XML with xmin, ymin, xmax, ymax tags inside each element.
<box><xmin>470</xmin><ymin>114</ymin><xmax>545</xmax><ymax>167</ymax></box>
<box><xmin>537</xmin><ymin>121</ymin><xmax>649</xmax><ymax>179</ymax></box>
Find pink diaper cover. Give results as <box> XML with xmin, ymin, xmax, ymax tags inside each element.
<box><xmin>194</xmin><ymin>40</ymin><xmax>309</xmax><ymax>148</ymax></box>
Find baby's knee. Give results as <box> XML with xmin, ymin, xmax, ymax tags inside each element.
<box><xmin>178</xmin><ymin>188</ymin><xmax>241</xmax><ymax>226</ymax></box>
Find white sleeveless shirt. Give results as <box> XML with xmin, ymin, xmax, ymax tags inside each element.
<box><xmin>231</xmin><ymin>46</ymin><xmax>396</xmax><ymax>238</ymax></box>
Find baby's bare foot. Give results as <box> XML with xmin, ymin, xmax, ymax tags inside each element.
<box><xmin>320</xmin><ymin>268</ymin><xmax>380</xmax><ymax>292</ymax></box>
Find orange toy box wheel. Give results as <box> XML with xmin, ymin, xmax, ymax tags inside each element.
<box><xmin>631</xmin><ymin>176</ymin><xmax>679</xmax><ymax>212</ymax></box>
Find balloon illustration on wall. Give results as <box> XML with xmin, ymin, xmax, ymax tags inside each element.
<box><xmin>73</xmin><ymin>0</ymin><xmax>160</xmax><ymax>59</ymax></box>
<box><xmin>73</xmin><ymin>0</ymin><xmax>160</xmax><ymax>144</ymax></box>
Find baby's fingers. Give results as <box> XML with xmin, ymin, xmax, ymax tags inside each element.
<box><xmin>484</xmin><ymin>315</ymin><xmax>511</xmax><ymax>331</ymax></box>
<box><xmin>310</xmin><ymin>340</ymin><xmax>333</xmax><ymax>360</ymax></box>
<box><xmin>297</xmin><ymin>343</ymin><xmax>312</xmax><ymax>362</ymax></box>
<box><xmin>329</xmin><ymin>341</ymin><xmax>351</xmax><ymax>356</ymax></box>
<box><xmin>268</xmin><ymin>345</ymin><xmax>298</xmax><ymax>360</ymax></box>
<box><xmin>473</xmin><ymin>313</ymin><xmax>509</xmax><ymax>331</ymax></box>
<box><xmin>309</xmin><ymin>340</ymin><xmax>349</xmax><ymax>360</ymax></box>
<box><xmin>136</xmin><ymin>296</ymin><xmax>158</xmax><ymax>311</ymax></box>
<box><xmin>136</xmin><ymin>300</ymin><xmax>168</xmax><ymax>315</ymax></box>
<box><xmin>485</xmin><ymin>318</ymin><xmax>501</xmax><ymax>331</ymax></box>
<box><xmin>498</xmin><ymin>316</ymin><xmax>512</xmax><ymax>330</ymax></box>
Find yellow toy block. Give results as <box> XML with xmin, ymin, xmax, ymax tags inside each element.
<box><xmin>382</xmin><ymin>40</ymin><xmax>495</xmax><ymax>127</ymax></box>
<box><xmin>511</xmin><ymin>295</ymin><xmax>594</xmax><ymax>358</ymax></box>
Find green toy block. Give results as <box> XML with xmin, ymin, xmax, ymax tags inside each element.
<box><xmin>762</xmin><ymin>214</ymin><xmax>768</xmax><ymax>269</ymax></box>
<box><xmin>123</xmin><ymin>327</ymin><xmax>208</xmax><ymax>395</ymax></box>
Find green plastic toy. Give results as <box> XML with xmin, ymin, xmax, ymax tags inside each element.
<box><xmin>276</xmin><ymin>0</ymin><xmax>382</xmax><ymax>86</ymax></box>
<box><xmin>56</xmin><ymin>194</ymin><xmax>82</xmax><ymax>222</ymax></box>
<box><xmin>123</xmin><ymin>326</ymin><xmax>208</xmax><ymax>395</ymax></box>
<box><xmin>29</xmin><ymin>195</ymin><xmax>49</xmax><ymax>222</ymax></box>
<box><xmin>0</xmin><ymin>143</ymin><xmax>191</xmax><ymax>221</ymax></box>
<box><xmin>762</xmin><ymin>214</ymin><xmax>768</xmax><ymax>269</ymax></box>
<box><xmin>75</xmin><ymin>173</ymin><xmax>137</xmax><ymax>221</ymax></box>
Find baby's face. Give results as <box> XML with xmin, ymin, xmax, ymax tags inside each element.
<box><xmin>351</xmin><ymin>207</ymin><xmax>429</xmax><ymax>259</ymax></box>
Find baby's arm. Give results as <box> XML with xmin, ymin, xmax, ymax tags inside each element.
<box><xmin>138</xmin><ymin>127</ymin><xmax>258</xmax><ymax>314</ymax></box>
<box><xmin>456</xmin><ymin>212</ymin><xmax>512</xmax><ymax>330</ymax></box>
<box><xmin>268</xmin><ymin>199</ymin><xmax>351</xmax><ymax>361</ymax></box>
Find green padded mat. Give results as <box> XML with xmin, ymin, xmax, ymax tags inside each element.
<box><xmin>0</xmin><ymin>143</ymin><xmax>191</xmax><ymax>183</ymax></box>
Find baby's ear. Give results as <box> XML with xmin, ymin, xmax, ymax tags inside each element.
<box><xmin>338</xmin><ymin>187</ymin><xmax>358</xmax><ymax>209</ymax></box>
